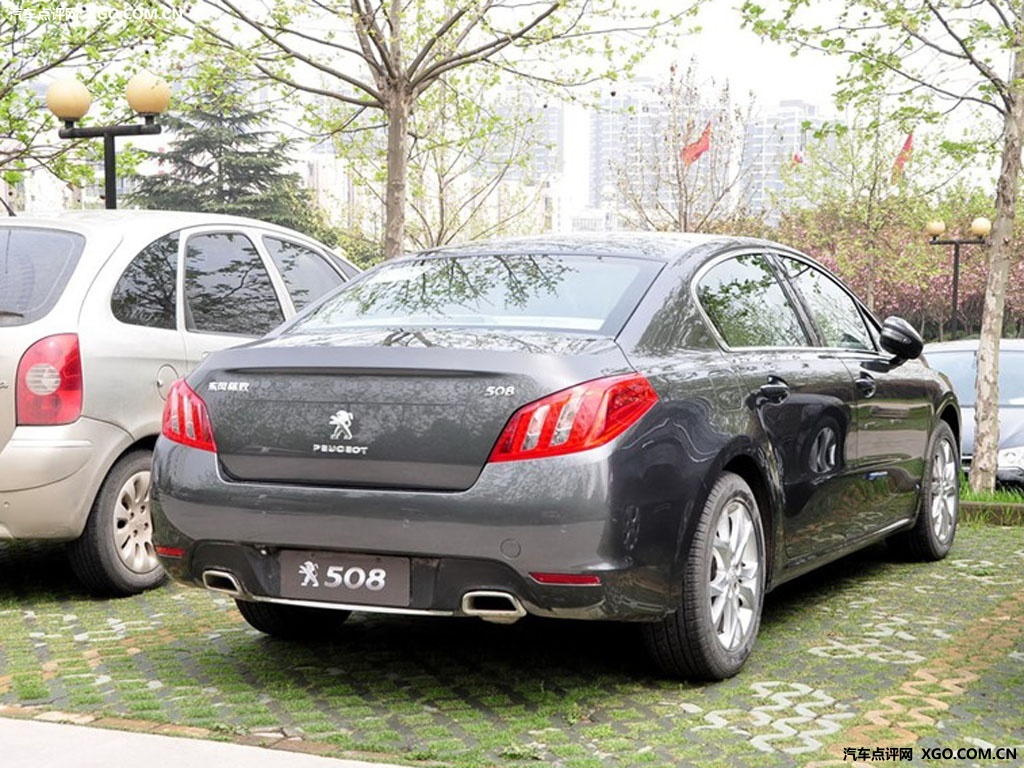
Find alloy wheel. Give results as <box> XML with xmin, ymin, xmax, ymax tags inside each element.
<box><xmin>112</xmin><ymin>469</ymin><xmax>158</xmax><ymax>573</ymax></box>
<box><xmin>930</xmin><ymin>435</ymin><xmax>958</xmax><ymax>545</ymax></box>
<box><xmin>709</xmin><ymin>497</ymin><xmax>761</xmax><ymax>652</ymax></box>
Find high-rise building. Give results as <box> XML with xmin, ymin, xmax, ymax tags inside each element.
<box><xmin>741</xmin><ymin>100</ymin><xmax>825</xmax><ymax>213</ymax></box>
<box><xmin>588</xmin><ymin>81</ymin><xmax>664</xmax><ymax>211</ymax></box>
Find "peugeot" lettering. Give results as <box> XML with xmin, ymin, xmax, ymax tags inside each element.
<box><xmin>312</xmin><ymin>444</ymin><xmax>369</xmax><ymax>455</ymax></box>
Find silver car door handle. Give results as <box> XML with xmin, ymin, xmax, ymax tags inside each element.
<box><xmin>856</xmin><ymin>374</ymin><xmax>876</xmax><ymax>398</ymax></box>
<box><xmin>757</xmin><ymin>377</ymin><xmax>790</xmax><ymax>404</ymax></box>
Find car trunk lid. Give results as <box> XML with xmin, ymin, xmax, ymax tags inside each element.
<box><xmin>195</xmin><ymin>329</ymin><xmax>632</xmax><ymax>491</ymax></box>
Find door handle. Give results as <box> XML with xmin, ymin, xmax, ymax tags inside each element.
<box><xmin>757</xmin><ymin>377</ymin><xmax>790</xmax><ymax>404</ymax></box>
<box><xmin>856</xmin><ymin>373</ymin><xmax>876</xmax><ymax>398</ymax></box>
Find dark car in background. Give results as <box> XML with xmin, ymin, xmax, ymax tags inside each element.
<box><xmin>0</xmin><ymin>210</ymin><xmax>357</xmax><ymax>596</ymax></box>
<box><xmin>924</xmin><ymin>339</ymin><xmax>1024</xmax><ymax>485</ymax></box>
<box><xmin>151</xmin><ymin>233</ymin><xmax>959</xmax><ymax>681</ymax></box>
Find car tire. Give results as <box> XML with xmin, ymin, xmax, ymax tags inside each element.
<box><xmin>889</xmin><ymin>421</ymin><xmax>959</xmax><ymax>561</ymax></box>
<box><xmin>235</xmin><ymin>599</ymin><xmax>351</xmax><ymax>640</ymax></box>
<box><xmin>68</xmin><ymin>449</ymin><xmax>166</xmax><ymax>596</ymax></box>
<box><xmin>642</xmin><ymin>472</ymin><xmax>766</xmax><ymax>681</ymax></box>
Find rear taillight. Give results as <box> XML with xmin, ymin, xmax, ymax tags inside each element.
<box><xmin>162</xmin><ymin>379</ymin><xmax>217</xmax><ymax>452</ymax></box>
<box><xmin>16</xmin><ymin>334</ymin><xmax>82</xmax><ymax>426</ymax></box>
<box><xmin>488</xmin><ymin>373</ymin><xmax>658</xmax><ymax>463</ymax></box>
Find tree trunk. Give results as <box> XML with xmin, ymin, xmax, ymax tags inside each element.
<box><xmin>969</xmin><ymin>51</ymin><xmax>1024</xmax><ymax>492</ymax></box>
<box><xmin>384</xmin><ymin>94</ymin><xmax>409</xmax><ymax>260</ymax></box>
<box><xmin>382</xmin><ymin>0</ymin><xmax>406</xmax><ymax>261</ymax></box>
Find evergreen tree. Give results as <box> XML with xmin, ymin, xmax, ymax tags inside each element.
<box><xmin>129</xmin><ymin>83</ymin><xmax>336</xmax><ymax>244</ymax></box>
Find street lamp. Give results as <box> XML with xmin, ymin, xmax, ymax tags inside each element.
<box><xmin>926</xmin><ymin>216</ymin><xmax>993</xmax><ymax>339</ymax></box>
<box><xmin>46</xmin><ymin>72</ymin><xmax>170</xmax><ymax>209</ymax></box>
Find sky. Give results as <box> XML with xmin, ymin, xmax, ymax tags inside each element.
<box><xmin>640</xmin><ymin>3</ymin><xmax>844</xmax><ymax>108</ymax></box>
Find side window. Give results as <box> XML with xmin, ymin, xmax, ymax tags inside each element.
<box><xmin>263</xmin><ymin>237</ymin><xmax>344</xmax><ymax>310</ymax></box>
<box><xmin>111</xmin><ymin>233</ymin><xmax>178</xmax><ymax>329</ymax></box>
<box><xmin>697</xmin><ymin>253</ymin><xmax>809</xmax><ymax>348</ymax></box>
<box><xmin>780</xmin><ymin>257</ymin><xmax>874</xmax><ymax>350</ymax></box>
<box><xmin>184</xmin><ymin>232</ymin><xmax>284</xmax><ymax>336</ymax></box>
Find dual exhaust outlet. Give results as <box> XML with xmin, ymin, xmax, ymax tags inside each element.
<box><xmin>202</xmin><ymin>570</ymin><xmax>527</xmax><ymax>624</ymax></box>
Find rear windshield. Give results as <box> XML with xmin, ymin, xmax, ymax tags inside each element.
<box><xmin>0</xmin><ymin>228</ymin><xmax>85</xmax><ymax>326</ymax></box>
<box><xmin>292</xmin><ymin>253</ymin><xmax>661</xmax><ymax>335</ymax></box>
<box><xmin>926</xmin><ymin>348</ymin><xmax>1024</xmax><ymax>406</ymax></box>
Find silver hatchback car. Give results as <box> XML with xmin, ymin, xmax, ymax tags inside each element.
<box><xmin>0</xmin><ymin>210</ymin><xmax>357</xmax><ymax>594</ymax></box>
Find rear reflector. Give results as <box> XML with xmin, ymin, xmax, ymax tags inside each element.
<box><xmin>530</xmin><ymin>572</ymin><xmax>602</xmax><ymax>586</ymax></box>
<box><xmin>16</xmin><ymin>334</ymin><xmax>82</xmax><ymax>425</ymax></box>
<box><xmin>488</xmin><ymin>373</ymin><xmax>658</xmax><ymax>462</ymax></box>
<box><xmin>162</xmin><ymin>379</ymin><xmax>217</xmax><ymax>452</ymax></box>
<box><xmin>155</xmin><ymin>545</ymin><xmax>185</xmax><ymax>559</ymax></box>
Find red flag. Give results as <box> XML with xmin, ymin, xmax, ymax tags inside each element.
<box><xmin>792</xmin><ymin>149</ymin><xmax>804</xmax><ymax>165</ymax></box>
<box><xmin>681</xmin><ymin>122</ymin><xmax>712</xmax><ymax>167</ymax></box>
<box><xmin>892</xmin><ymin>132</ymin><xmax>913</xmax><ymax>181</ymax></box>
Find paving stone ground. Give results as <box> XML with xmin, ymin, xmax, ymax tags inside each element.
<box><xmin>1</xmin><ymin>523</ymin><xmax>1021</xmax><ymax>768</ymax></box>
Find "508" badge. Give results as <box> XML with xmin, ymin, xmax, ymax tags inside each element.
<box><xmin>279</xmin><ymin>551</ymin><xmax>410</xmax><ymax>607</ymax></box>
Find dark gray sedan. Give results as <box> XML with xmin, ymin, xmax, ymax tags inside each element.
<box><xmin>151</xmin><ymin>233</ymin><xmax>960</xmax><ymax>681</ymax></box>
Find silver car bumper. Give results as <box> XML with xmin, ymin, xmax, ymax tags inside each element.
<box><xmin>0</xmin><ymin>420</ymin><xmax>132</xmax><ymax>539</ymax></box>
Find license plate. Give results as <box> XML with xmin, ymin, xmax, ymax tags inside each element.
<box><xmin>279</xmin><ymin>551</ymin><xmax>410</xmax><ymax>607</ymax></box>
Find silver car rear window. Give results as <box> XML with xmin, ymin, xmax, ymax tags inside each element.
<box><xmin>0</xmin><ymin>228</ymin><xmax>85</xmax><ymax>326</ymax></box>
<box><xmin>293</xmin><ymin>253</ymin><xmax>661</xmax><ymax>335</ymax></box>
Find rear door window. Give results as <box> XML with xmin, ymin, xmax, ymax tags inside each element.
<box><xmin>0</xmin><ymin>228</ymin><xmax>85</xmax><ymax>326</ymax></box>
<box><xmin>697</xmin><ymin>253</ymin><xmax>809</xmax><ymax>348</ymax></box>
<box><xmin>184</xmin><ymin>232</ymin><xmax>284</xmax><ymax>336</ymax></box>
<box><xmin>111</xmin><ymin>233</ymin><xmax>179</xmax><ymax>329</ymax></box>
<box><xmin>263</xmin><ymin>237</ymin><xmax>345</xmax><ymax>310</ymax></box>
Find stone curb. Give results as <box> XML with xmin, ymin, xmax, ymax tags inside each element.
<box><xmin>0</xmin><ymin>705</ymin><xmax>429</xmax><ymax>766</ymax></box>
<box><xmin>961</xmin><ymin>501</ymin><xmax>1024</xmax><ymax>525</ymax></box>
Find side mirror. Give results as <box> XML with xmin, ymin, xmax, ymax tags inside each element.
<box><xmin>879</xmin><ymin>316</ymin><xmax>923</xmax><ymax>361</ymax></box>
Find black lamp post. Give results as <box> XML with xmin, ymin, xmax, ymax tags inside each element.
<box><xmin>46</xmin><ymin>73</ymin><xmax>170</xmax><ymax>209</ymax></box>
<box><xmin>926</xmin><ymin>217</ymin><xmax>993</xmax><ymax>339</ymax></box>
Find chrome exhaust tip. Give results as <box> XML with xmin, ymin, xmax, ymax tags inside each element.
<box><xmin>202</xmin><ymin>569</ymin><xmax>244</xmax><ymax>597</ymax></box>
<box><xmin>461</xmin><ymin>590</ymin><xmax>527</xmax><ymax>624</ymax></box>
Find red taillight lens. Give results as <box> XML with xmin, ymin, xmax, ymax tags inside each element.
<box><xmin>16</xmin><ymin>334</ymin><xmax>83</xmax><ymax>426</ymax></box>
<box><xmin>488</xmin><ymin>373</ymin><xmax>658</xmax><ymax>463</ymax></box>
<box><xmin>162</xmin><ymin>379</ymin><xmax>217</xmax><ymax>452</ymax></box>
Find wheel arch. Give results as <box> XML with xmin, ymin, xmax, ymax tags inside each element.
<box><xmin>939</xmin><ymin>402</ymin><xmax>961</xmax><ymax>456</ymax></box>
<box><xmin>720</xmin><ymin>453</ymin><xmax>777</xmax><ymax>588</ymax></box>
<box><xmin>66</xmin><ymin>433</ymin><xmax>158</xmax><ymax>540</ymax></box>
<box><xmin>87</xmin><ymin>434</ymin><xmax>158</xmax><ymax>517</ymax></box>
<box><xmin>668</xmin><ymin>439</ymin><xmax>779</xmax><ymax>608</ymax></box>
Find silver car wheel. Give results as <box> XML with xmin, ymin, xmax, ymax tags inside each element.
<box><xmin>643</xmin><ymin>472</ymin><xmax>765</xmax><ymax>680</ymax></box>
<box><xmin>709</xmin><ymin>497</ymin><xmax>761</xmax><ymax>652</ymax></box>
<box><xmin>111</xmin><ymin>469</ymin><xmax>158</xmax><ymax>573</ymax></box>
<box><xmin>930</xmin><ymin>434</ymin><xmax>958</xmax><ymax>545</ymax></box>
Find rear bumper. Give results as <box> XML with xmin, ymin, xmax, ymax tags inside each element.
<box><xmin>0</xmin><ymin>420</ymin><xmax>130</xmax><ymax>539</ymax></box>
<box><xmin>962</xmin><ymin>454</ymin><xmax>1024</xmax><ymax>486</ymax></box>
<box><xmin>151</xmin><ymin>434</ymin><xmax>700</xmax><ymax>622</ymax></box>
<box><xmin>997</xmin><ymin>466</ymin><xmax>1024</xmax><ymax>486</ymax></box>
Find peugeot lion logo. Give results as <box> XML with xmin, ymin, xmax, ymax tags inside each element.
<box><xmin>313</xmin><ymin>409</ymin><xmax>368</xmax><ymax>456</ymax></box>
<box><xmin>329</xmin><ymin>409</ymin><xmax>354</xmax><ymax>440</ymax></box>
